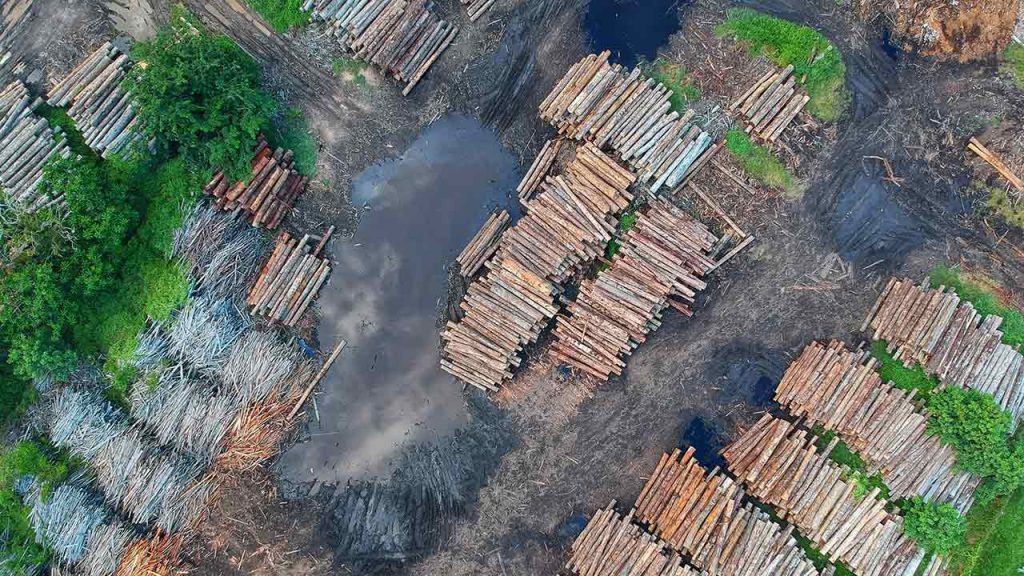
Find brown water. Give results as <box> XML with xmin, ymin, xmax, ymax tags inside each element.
<box><xmin>277</xmin><ymin>115</ymin><xmax>521</xmax><ymax>490</ymax></box>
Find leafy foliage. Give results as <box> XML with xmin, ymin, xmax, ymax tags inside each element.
<box><xmin>715</xmin><ymin>9</ymin><xmax>848</xmax><ymax>120</ymax></box>
<box><xmin>725</xmin><ymin>129</ymin><xmax>795</xmax><ymax>194</ymax></box>
<box><xmin>870</xmin><ymin>340</ymin><xmax>939</xmax><ymax>400</ymax></box>
<box><xmin>35</xmin><ymin>104</ymin><xmax>93</xmax><ymax>158</ymax></box>
<box><xmin>268</xmin><ymin>107</ymin><xmax>317</xmax><ymax>177</ymax></box>
<box><xmin>929</xmin><ymin>266</ymin><xmax>1024</xmax><ymax>347</ymax></box>
<box><xmin>646</xmin><ymin>59</ymin><xmax>700</xmax><ymax>112</ymax></box>
<box><xmin>605</xmin><ymin>210</ymin><xmax>638</xmax><ymax>260</ymax></box>
<box><xmin>245</xmin><ymin>0</ymin><xmax>310</xmax><ymax>32</ymax></box>
<box><xmin>124</xmin><ymin>7</ymin><xmax>276</xmax><ymax>181</ymax></box>
<box><xmin>1002</xmin><ymin>43</ymin><xmax>1024</xmax><ymax>90</ymax></box>
<box><xmin>903</xmin><ymin>497</ymin><xmax>968</xmax><ymax>556</ymax></box>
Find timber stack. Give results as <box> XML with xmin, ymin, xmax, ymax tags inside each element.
<box><xmin>460</xmin><ymin>0</ymin><xmax>496</xmax><ymax>22</ymax></box>
<box><xmin>302</xmin><ymin>0</ymin><xmax>458</xmax><ymax>95</ymax></box>
<box><xmin>540</xmin><ymin>51</ymin><xmax>714</xmax><ymax>192</ymax></box>
<box><xmin>722</xmin><ymin>414</ymin><xmax>933</xmax><ymax>576</ymax></box>
<box><xmin>968</xmin><ymin>137</ymin><xmax>1024</xmax><ymax>193</ymax></box>
<box><xmin>46</xmin><ymin>42</ymin><xmax>143</xmax><ymax>159</ymax></box>
<box><xmin>549</xmin><ymin>198</ymin><xmax>719</xmax><ymax>380</ymax></box>
<box><xmin>565</xmin><ymin>504</ymin><xmax>701</xmax><ymax>576</ymax></box>
<box><xmin>633</xmin><ymin>447</ymin><xmax>820</xmax><ymax>575</ymax></box>
<box><xmin>775</xmin><ymin>340</ymin><xmax>979</xmax><ymax>512</ymax></box>
<box><xmin>202</xmin><ymin>136</ymin><xmax>309</xmax><ymax>230</ymax></box>
<box><xmin>440</xmin><ymin>143</ymin><xmax>636</xmax><ymax>392</ymax></box>
<box><xmin>730</xmin><ymin>65</ymin><xmax>809</xmax><ymax>142</ymax></box>
<box><xmin>863</xmin><ymin>277</ymin><xmax>1024</xmax><ymax>426</ymax></box>
<box><xmin>248</xmin><ymin>232</ymin><xmax>332</xmax><ymax>327</ymax></box>
<box><xmin>517</xmin><ymin>138</ymin><xmax>563</xmax><ymax>202</ymax></box>
<box><xmin>0</xmin><ymin>80</ymin><xmax>69</xmax><ymax>211</ymax></box>
<box><xmin>456</xmin><ymin>209</ymin><xmax>509</xmax><ymax>278</ymax></box>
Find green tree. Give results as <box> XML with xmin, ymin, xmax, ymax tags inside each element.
<box><xmin>124</xmin><ymin>7</ymin><xmax>275</xmax><ymax>180</ymax></box>
<box><xmin>903</xmin><ymin>497</ymin><xmax>968</xmax><ymax>555</ymax></box>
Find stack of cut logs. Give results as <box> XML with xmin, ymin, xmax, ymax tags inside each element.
<box><xmin>634</xmin><ymin>447</ymin><xmax>820</xmax><ymax>576</ymax></box>
<box><xmin>863</xmin><ymin>277</ymin><xmax>1024</xmax><ymax>426</ymax></box>
<box><xmin>968</xmin><ymin>137</ymin><xmax>1024</xmax><ymax>193</ymax></box>
<box><xmin>540</xmin><ymin>52</ymin><xmax>714</xmax><ymax>192</ymax></box>
<box><xmin>549</xmin><ymin>198</ymin><xmax>718</xmax><ymax>380</ymax></box>
<box><xmin>0</xmin><ymin>80</ymin><xmax>68</xmax><ymax>211</ymax></box>
<box><xmin>565</xmin><ymin>504</ymin><xmax>701</xmax><ymax>576</ymax></box>
<box><xmin>456</xmin><ymin>209</ymin><xmax>509</xmax><ymax>278</ymax></box>
<box><xmin>730</xmin><ymin>65</ymin><xmax>809</xmax><ymax>142</ymax></box>
<box><xmin>460</xmin><ymin>0</ymin><xmax>496</xmax><ymax>22</ymax></box>
<box><xmin>202</xmin><ymin>136</ymin><xmax>309</xmax><ymax>229</ymax></box>
<box><xmin>722</xmin><ymin>414</ymin><xmax>930</xmax><ymax>576</ymax></box>
<box><xmin>46</xmin><ymin>42</ymin><xmax>142</xmax><ymax>159</ymax></box>
<box><xmin>440</xmin><ymin>143</ymin><xmax>636</xmax><ymax>392</ymax></box>
<box><xmin>248</xmin><ymin>232</ymin><xmax>332</xmax><ymax>326</ymax></box>
<box><xmin>517</xmin><ymin>138</ymin><xmax>562</xmax><ymax>203</ymax></box>
<box><xmin>302</xmin><ymin>0</ymin><xmax>458</xmax><ymax>95</ymax></box>
<box><xmin>775</xmin><ymin>340</ymin><xmax>979</xmax><ymax>512</ymax></box>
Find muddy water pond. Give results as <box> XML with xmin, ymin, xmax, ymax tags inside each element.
<box><xmin>585</xmin><ymin>0</ymin><xmax>685</xmax><ymax>68</ymax></box>
<box><xmin>277</xmin><ymin>115</ymin><xmax>521</xmax><ymax>490</ymax></box>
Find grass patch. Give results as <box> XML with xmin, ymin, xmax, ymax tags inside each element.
<box><xmin>980</xmin><ymin>181</ymin><xmax>1024</xmax><ymax>230</ymax></box>
<box><xmin>244</xmin><ymin>0</ymin><xmax>309</xmax><ymax>33</ymax></box>
<box><xmin>870</xmin><ymin>340</ymin><xmax>939</xmax><ymax>401</ymax></box>
<box><xmin>929</xmin><ymin>266</ymin><xmax>1024</xmax><ymax>347</ymax></box>
<box><xmin>268</xmin><ymin>106</ymin><xmax>317</xmax><ymax>177</ymax></box>
<box><xmin>725</xmin><ymin>129</ymin><xmax>795</xmax><ymax>193</ymax></box>
<box><xmin>1002</xmin><ymin>43</ymin><xmax>1024</xmax><ymax>90</ymax></box>
<box><xmin>963</xmin><ymin>487</ymin><xmax>1024</xmax><ymax>575</ymax></box>
<box><xmin>812</xmin><ymin>426</ymin><xmax>891</xmax><ymax>500</ymax></box>
<box><xmin>715</xmin><ymin>8</ymin><xmax>848</xmax><ymax>121</ymax></box>
<box><xmin>605</xmin><ymin>210</ymin><xmax>638</xmax><ymax>261</ymax></box>
<box><xmin>646</xmin><ymin>59</ymin><xmax>700</xmax><ymax>112</ymax></box>
<box><xmin>332</xmin><ymin>57</ymin><xmax>369</xmax><ymax>87</ymax></box>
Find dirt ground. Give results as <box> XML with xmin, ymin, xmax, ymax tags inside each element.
<box><xmin>20</xmin><ymin>0</ymin><xmax>1024</xmax><ymax>574</ymax></box>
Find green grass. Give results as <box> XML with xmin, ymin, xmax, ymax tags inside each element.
<box><xmin>332</xmin><ymin>57</ymin><xmax>369</xmax><ymax>87</ymax></box>
<box><xmin>245</xmin><ymin>0</ymin><xmax>309</xmax><ymax>33</ymax></box>
<box><xmin>605</xmin><ymin>211</ymin><xmax>638</xmax><ymax>261</ymax></box>
<box><xmin>812</xmin><ymin>426</ymin><xmax>891</xmax><ymax>500</ymax></box>
<box><xmin>1002</xmin><ymin>43</ymin><xmax>1024</xmax><ymax>90</ymax></box>
<box><xmin>724</xmin><ymin>128</ymin><xmax>795</xmax><ymax>193</ymax></box>
<box><xmin>268</xmin><ymin>107</ymin><xmax>317</xmax><ymax>177</ymax></box>
<box><xmin>35</xmin><ymin>104</ymin><xmax>94</xmax><ymax>158</ymax></box>
<box><xmin>982</xmin><ymin>182</ymin><xmax>1024</xmax><ymax>230</ymax></box>
<box><xmin>716</xmin><ymin>8</ymin><xmax>848</xmax><ymax>121</ymax></box>
<box><xmin>929</xmin><ymin>266</ymin><xmax>1024</xmax><ymax>347</ymax></box>
<box><xmin>870</xmin><ymin>340</ymin><xmax>939</xmax><ymax>401</ymax></box>
<box><xmin>646</xmin><ymin>59</ymin><xmax>701</xmax><ymax>112</ymax></box>
<box><xmin>964</xmin><ymin>487</ymin><xmax>1024</xmax><ymax>575</ymax></box>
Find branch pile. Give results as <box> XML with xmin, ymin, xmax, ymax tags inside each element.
<box><xmin>730</xmin><ymin>65</ymin><xmax>809</xmax><ymax>142</ymax></box>
<box><xmin>440</xmin><ymin>144</ymin><xmax>635</xmax><ymax>391</ymax></box>
<box><xmin>549</xmin><ymin>198</ymin><xmax>719</xmax><ymax>380</ymax></box>
<box><xmin>202</xmin><ymin>136</ymin><xmax>309</xmax><ymax>229</ymax></box>
<box><xmin>247</xmin><ymin>232</ymin><xmax>332</xmax><ymax>327</ymax></box>
<box><xmin>172</xmin><ymin>203</ymin><xmax>270</xmax><ymax>301</ymax></box>
<box><xmin>302</xmin><ymin>0</ymin><xmax>458</xmax><ymax>95</ymax></box>
<box><xmin>775</xmin><ymin>340</ymin><xmax>978</xmax><ymax>512</ymax></box>
<box><xmin>540</xmin><ymin>51</ymin><xmax>713</xmax><ymax>192</ymax></box>
<box><xmin>0</xmin><ymin>80</ymin><xmax>69</xmax><ymax>211</ymax></box>
<box><xmin>456</xmin><ymin>209</ymin><xmax>509</xmax><ymax>278</ymax></box>
<box><xmin>46</xmin><ymin>42</ymin><xmax>142</xmax><ymax>159</ymax></box>
<box><xmin>722</xmin><ymin>414</ymin><xmax>931</xmax><ymax>576</ymax></box>
<box><xmin>863</xmin><ymin>277</ymin><xmax>1024</xmax><ymax>426</ymax></box>
<box><xmin>566</xmin><ymin>504</ymin><xmax>700</xmax><ymax>576</ymax></box>
<box><xmin>634</xmin><ymin>447</ymin><xmax>820</xmax><ymax>576</ymax></box>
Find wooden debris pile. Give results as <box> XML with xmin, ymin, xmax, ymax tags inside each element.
<box><xmin>517</xmin><ymin>138</ymin><xmax>562</xmax><ymax>203</ymax></box>
<box><xmin>722</xmin><ymin>414</ymin><xmax>930</xmax><ymax>576</ymax></box>
<box><xmin>0</xmin><ymin>80</ymin><xmax>68</xmax><ymax>210</ymax></box>
<box><xmin>566</xmin><ymin>504</ymin><xmax>701</xmax><ymax>576</ymax></box>
<box><xmin>203</xmin><ymin>136</ymin><xmax>309</xmax><ymax>230</ymax></box>
<box><xmin>968</xmin><ymin>136</ymin><xmax>1024</xmax><ymax>193</ymax></box>
<box><xmin>730</xmin><ymin>65</ymin><xmax>809</xmax><ymax>142</ymax></box>
<box><xmin>46</xmin><ymin>42</ymin><xmax>142</xmax><ymax>159</ymax></box>
<box><xmin>540</xmin><ymin>51</ymin><xmax>713</xmax><ymax>192</ymax></box>
<box><xmin>440</xmin><ymin>144</ymin><xmax>635</xmax><ymax>392</ymax></box>
<box><xmin>634</xmin><ymin>447</ymin><xmax>820</xmax><ymax>576</ymax></box>
<box><xmin>775</xmin><ymin>340</ymin><xmax>979</xmax><ymax>512</ymax></box>
<box><xmin>863</xmin><ymin>277</ymin><xmax>1024</xmax><ymax>425</ymax></box>
<box><xmin>247</xmin><ymin>231</ymin><xmax>332</xmax><ymax>327</ymax></box>
<box><xmin>549</xmin><ymin>198</ymin><xmax>719</xmax><ymax>380</ymax></box>
<box><xmin>456</xmin><ymin>209</ymin><xmax>509</xmax><ymax>278</ymax></box>
<box><xmin>460</xmin><ymin>0</ymin><xmax>496</xmax><ymax>22</ymax></box>
<box><xmin>302</xmin><ymin>0</ymin><xmax>458</xmax><ymax>95</ymax></box>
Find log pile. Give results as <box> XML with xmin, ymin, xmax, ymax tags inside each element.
<box><xmin>540</xmin><ymin>52</ymin><xmax>713</xmax><ymax>192</ymax></box>
<box><xmin>460</xmin><ymin>0</ymin><xmax>496</xmax><ymax>22</ymax></box>
<box><xmin>566</xmin><ymin>504</ymin><xmax>701</xmax><ymax>576</ymax></box>
<box><xmin>247</xmin><ymin>232</ymin><xmax>332</xmax><ymax>327</ymax></box>
<box><xmin>202</xmin><ymin>136</ymin><xmax>309</xmax><ymax>229</ymax></box>
<box><xmin>863</xmin><ymin>277</ymin><xmax>1024</xmax><ymax>426</ymax></box>
<box><xmin>302</xmin><ymin>0</ymin><xmax>458</xmax><ymax>95</ymax></box>
<box><xmin>634</xmin><ymin>447</ymin><xmax>820</xmax><ymax>576</ymax></box>
<box><xmin>549</xmin><ymin>198</ymin><xmax>719</xmax><ymax>380</ymax></box>
<box><xmin>775</xmin><ymin>340</ymin><xmax>979</xmax><ymax>512</ymax></box>
<box><xmin>722</xmin><ymin>414</ymin><xmax>929</xmax><ymax>576</ymax></box>
<box><xmin>968</xmin><ymin>137</ymin><xmax>1024</xmax><ymax>193</ymax></box>
<box><xmin>456</xmin><ymin>209</ymin><xmax>509</xmax><ymax>278</ymax></box>
<box><xmin>46</xmin><ymin>42</ymin><xmax>143</xmax><ymax>159</ymax></box>
<box><xmin>517</xmin><ymin>138</ymin><xmax>562</xmax><ymax>202</ymax></box>
<box><xmin>440</xmin><ymin>144</ymin><xmax>635</xmax><ymax>391</ymax></box>
<box><xmin>730</xmin><ymin>65</ymin><xmax>809</xmax><ymax>142</ymax></box>
<box><xmin>0</xmin><ymin>80</ymin><xmax>69</xmax><ymax>210</ymax></box>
